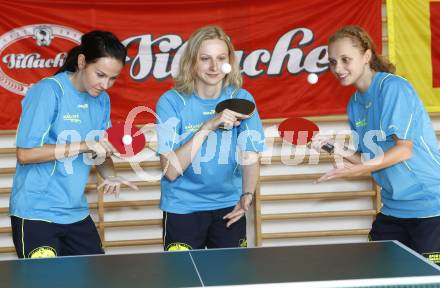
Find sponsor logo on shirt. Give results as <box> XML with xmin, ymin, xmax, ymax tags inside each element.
<box><xmin>63</xmin><ymin>113</ymin><xmax>81</xmax><ymax>123</ymax></box>
<box><xmin>355</xmin><ymin>118</ymin><xmax>367</xmax><ymax>127</ymax></box>
<box><xmin>184</xmin><ymin>123</ymin><xmax>202</xmax><ymax>133</ymax></box>
<box><xmin>77</xmin><ymin>103</ymin><xmax>88</xmax><ymax>109</ymax></box>
<box><xmin>202</xmin><ymin>109</ymin><xmax>215</xmax><ymax>116</ymax></box>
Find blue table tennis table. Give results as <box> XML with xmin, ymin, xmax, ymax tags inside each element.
<box><xmin>1</xmin><ymin>241</ymin><xmax>440</xmax><ymax>287</ymax></box>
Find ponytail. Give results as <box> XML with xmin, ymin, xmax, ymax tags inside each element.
<box><xmin>55</xmin><ymin>45</ymin><xmax>81</xmax><ymax>74</ymax></box>
<box><xmin>370</xmin><ymin>54</ymin><xmax>396</xmax><ymax>74</ymax></box>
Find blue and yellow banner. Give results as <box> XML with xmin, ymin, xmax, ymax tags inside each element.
<box><xmin>387</xmin><ymin>0</ymin><xmax>440</xmax><ymax>112</ymax></box>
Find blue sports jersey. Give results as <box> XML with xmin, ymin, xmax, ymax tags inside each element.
<box><xmin>10</xmin><ymin>71</ymin><xmax>111</xmax><ymax>224</ymax></box>
<box><xmin>156</xmin><ymin>86</ymin><xmax>265</xmax><ymax>214</ymax></box>
<box><xmin>347</xmin><ymin>72</ymin><xmax>440</xmax><ymax>218</ymax></box>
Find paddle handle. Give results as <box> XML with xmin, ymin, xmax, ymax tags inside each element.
<box><xmin>321</xmin><ymin>143</ymin><xmax>334</xmax><ymax>154</ymax></box>
<box><xmin>92</xmin><ymin>151</ymin><xmax>120</xmax><ymax>160</ymax></box>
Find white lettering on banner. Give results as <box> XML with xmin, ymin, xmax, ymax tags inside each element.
<box><xmin>123</xmin><ymin>28</ymin><xmax>329</xmax><ymax>81</ymax></box>
<box><xmin>123</xmin><ymin>34</ymin><xmax>185</xmax><ymax>81</ymax></box>
<box><xmin>266</xmin><ymin>28</ymin><xmax>328</xmax><ymax>75</ymax></box>
<box><xmin>2</xmin><ymin>52</ymin><xmax>66</xmax><ymax>69</ymax></box>
<box><xmin>0</xmin><ymin>24</ymin><xmax>81</xmax><ymax>95</ymax></box>
<box><xmin>1</xmin><ymin>25</ymin><xmax>328</xmax><ymax>95</ymax></box>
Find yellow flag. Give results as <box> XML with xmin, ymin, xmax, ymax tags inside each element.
<box><xmin>387</xmin><ymin>0</ymin><xmax>440</xmax><ymax>112</ymax></box>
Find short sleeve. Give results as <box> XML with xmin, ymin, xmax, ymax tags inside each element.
<box><xmin>347</xmin><ymin>99</ymin><xmax>361</xmax><ymax>153</ymax></box>
<box><xmin>379</xmin><ymin>78</ymin><xmax>419</xmax><ymax>140</ymax></box>
<box><xmin>16</xmin><ymin>79</ymin><xmax>58</xmax><ymax>148</ymax></box>
<box><xmin>236</xmin><ymin>90</ymin><xmax>265</xmax><ymax>152</ymax></box>
<box><xmin>156</xmin><ymin>92</ymin><xmax>182</xmax><ymax>154</ymax></box>
<box><xmin>103</xmin><ymin>94</ymin><xmax>111</xmax><ymax>130</ymax></box>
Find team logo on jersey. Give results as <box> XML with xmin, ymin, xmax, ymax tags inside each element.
<box><xmin>0</xmin><ymin>24</ymin><xmax>82</xmax><ymax>96</ymax></box>
<box><xmin>424</xmin><ymin>252</ymin><xmax>440</xmax><ymax>264</ymax></box>
<box><xmin>29</xmin><ymin>246</ymin><xmax>57</xmax><ymax>258</ymax></box>
<box><xmin>184</xmin><ymin>123</ymin><xmax>202</xmax><ymax>133</ymax></box>
<box><xmin>239</xmin><ymin>239</ymin><xmax>248</xmax><ymax>248</ymax></box>
<box><xmin>63</xmin><ymin>113</ymin><xmax>81</xmax><ymax>124</ymax></box>
<box><xmin>166</xmin><ymin>242</ymin><xmax>192</xmax><ymax>251</ymax></box>
<box><xmin>202</xmin><ymin>109</ymin><xmax>215</xmax><ymax>116</ymax></box>
<box><xmin>355</xmin><ymin>118</ymin><xmax>367</xmax><ymax>127</ymax></box>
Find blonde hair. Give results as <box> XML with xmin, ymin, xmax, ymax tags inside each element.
<box><xmin>174</xmin><ymin>25</ymin><xmax>242</xmax><ymax>95</ymax></box>
<box><xmin>329</xmin><ymin>25</ymin><xmax>395</xmax><ymax>73</ymax></box>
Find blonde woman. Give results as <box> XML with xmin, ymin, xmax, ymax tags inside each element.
<box><xmin>156</xmin><ymin>25</ymin><xmax>264</xmax><ymax>251</ymax></box>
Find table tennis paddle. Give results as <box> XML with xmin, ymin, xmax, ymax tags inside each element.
<box><xmin>92</xmin><ymin>122</ymin><xmax>146</xmax><ymax>159</ymax></box>
<box><xmin>215</xmin><ymin>98</ymin><xmax>255</xmax><ymax>129</ymax></box>
<box><xmin>277</xmin><ymin>117</ymin><xmax>334</xmax><ymax>153</ymax></box>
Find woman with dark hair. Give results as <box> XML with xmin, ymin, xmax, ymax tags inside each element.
<box><xmin>10</xmin><ymin>30</ymin><xmax>137</xmax><ymax>258</ymax></box>
<box><xmin>314</xmin><ymin>25</ymin><xmax>440</xmax><ymax>264</ymax></box>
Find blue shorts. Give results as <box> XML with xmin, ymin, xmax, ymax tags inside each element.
<box><xmin>11</xmin><ymin>215</ymin><xmax>104</xmax><ymax>258</ymax></box>
<box><xmin>163</xmin><ymin>206</ymin><xmax>247</xmax><ymax>251</ymax></box>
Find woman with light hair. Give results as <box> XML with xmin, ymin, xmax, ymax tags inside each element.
<box><xmin>156</xmin><ymin>25</ymin><xmax>264</xmax><ymax>251</ymax></box>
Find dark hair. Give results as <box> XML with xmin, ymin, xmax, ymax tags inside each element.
<box><xmin>56</xmin><ymin>30</ymin><xmax>127</xmax><ymax>74</ymax></box>
<box><xmin>329</xmin><ymin>25</ymin><xmax>395</xmax><ymax>74</ymax></box>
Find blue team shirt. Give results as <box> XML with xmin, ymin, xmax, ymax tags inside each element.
<box><xmin>347</xmin><ymin>72</ymin><xmax>440</xmax><ymax>218</ymax></box>
<box><xmin>156</xmin><ymin>87</ymin><xmax>265</xmax><ymax>213</ymax></box>
<box><xmin>10</xmin><ymin>71</ymin><xmax>111</xmax><ymax>224</ymax></box>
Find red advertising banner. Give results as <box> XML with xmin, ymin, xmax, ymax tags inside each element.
<box><xmin>0</xmin><ymin>0</ymin><xmax>381</xmax><ymax>130</ymax></box>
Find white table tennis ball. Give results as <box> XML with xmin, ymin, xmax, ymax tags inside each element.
<box><xmin>122</xmin><ymin>134</ymin><xmax>133</xmax><ymax>145</ymax></box>
<box><xmin>307</xmin><ymin>73</ymin><xmax>319</xmax><ymax>85</ymax></box>
<box><xmin>221</xmin><ymin>63</ymin><xmax>232</xmax><ymax>74</ymax></box>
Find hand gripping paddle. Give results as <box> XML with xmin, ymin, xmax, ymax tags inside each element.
<box><xmin>92</xmin><ymin>122</ymin><xmax>146</xmax><ymax>159</ymax></box>
<box><xmin>106</xmin><ymin>123</ymin><xmax>146</xmax><ymax>157</ymax></box>
<box><xmin>215</xmin><ymin>98</ymin><xmax>255</xmax><ymax>129</ymax></box>
<box><xmin>277</xmin><ymin>117</ymin><xmax>334</xmax><ymax>153</ymax></box>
